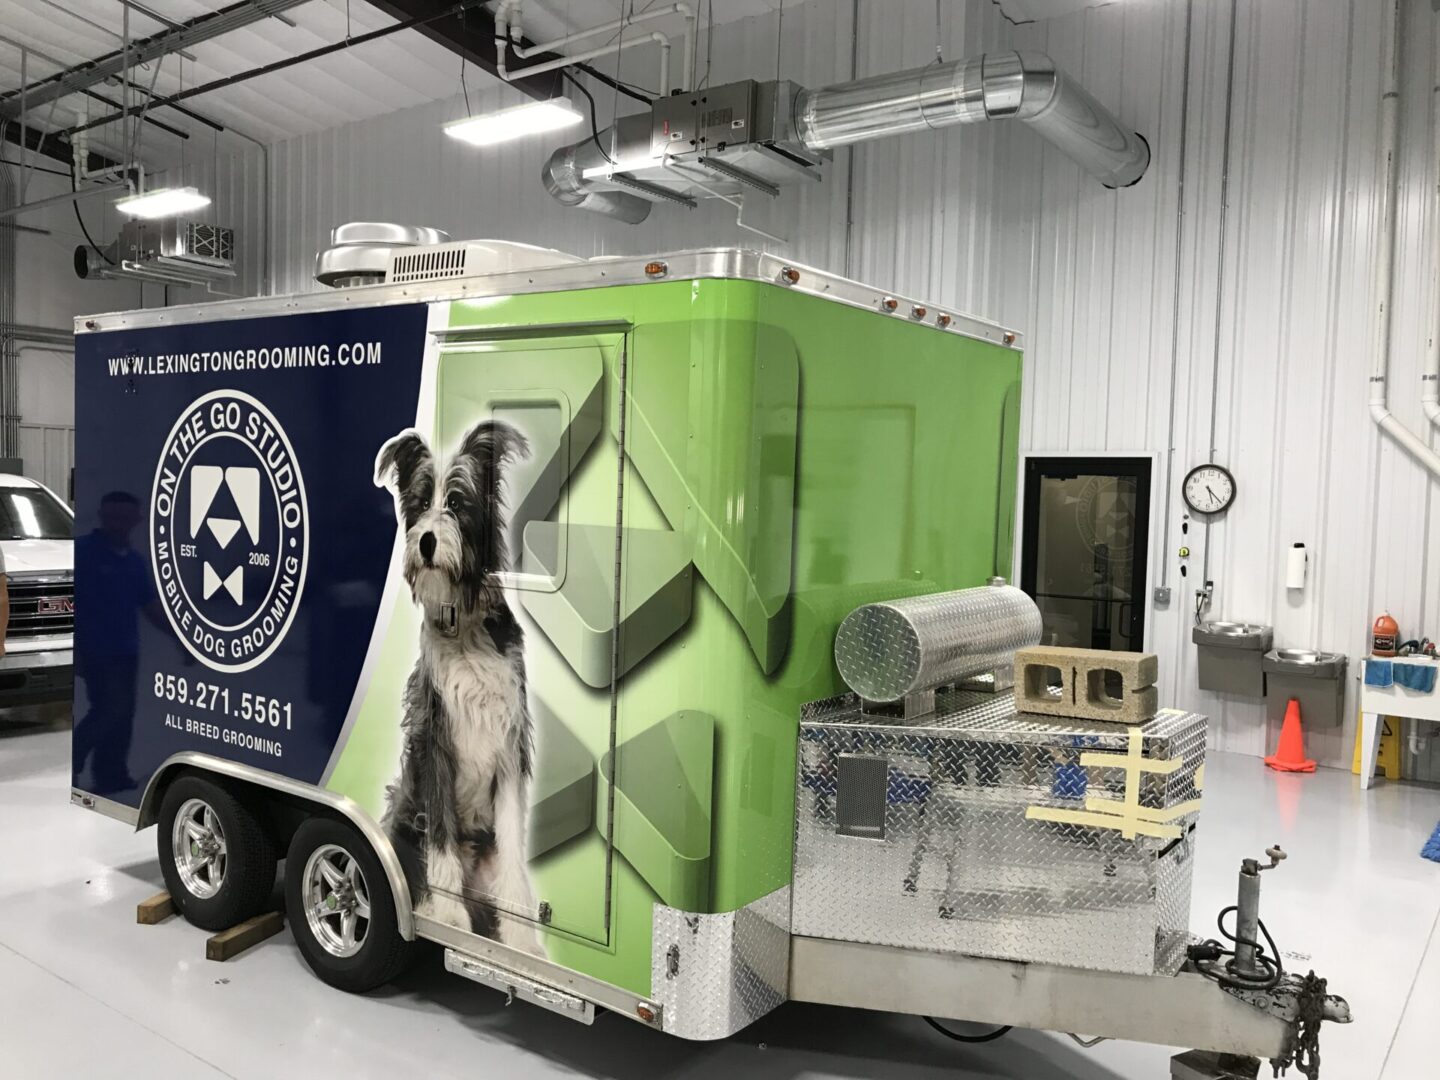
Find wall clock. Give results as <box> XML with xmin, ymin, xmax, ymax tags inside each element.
<box><xmin>1182</xmin><ymin>463</ymin><xmax>1236</xmax><ymax>515</ymax></box>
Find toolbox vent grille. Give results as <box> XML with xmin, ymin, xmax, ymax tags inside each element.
<box><xmin>835</xmin><ymin>754</ymin><xmax>888</xmax><ymax>839</ymax></box>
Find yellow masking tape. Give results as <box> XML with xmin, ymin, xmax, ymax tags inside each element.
<box><xmin>1083</xmin><ymin>795</ymin><xmax>1202</xmax><ymax>823</ymax></box>
<box><xmin>1079</xmin><ymin>750</ymin><xmax>1182</xmax><ymax>775</ymax></box>
<box><xmin>1025</xmin><ymin>804</ymin><xmax>1184</xmax><ymax>841</ymax></box>
<box><xmin>1029</xmin><ymin>726</ymin><xmax>1199</xmax><ymax>841</ymax></box>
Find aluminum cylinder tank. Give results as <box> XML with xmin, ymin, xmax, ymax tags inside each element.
<box><xmin>834</xmin><ymin>583</ymin><xmax>1043</xmax><ymax>702</ymax></box>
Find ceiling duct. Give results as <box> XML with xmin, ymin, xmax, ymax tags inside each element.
<box><xmin>542</xmin><ymin>50</ymin><xmax>1149</xmax><ymax>222</ymax></box>
<box><xmin>796</xmin><ymin>51</ymin><xmax>1149</xmax><ymax>188</ymax></box>
<box><xmin>74</xmin><ymin>218</ymin><xmax>237</xmax><ymax>287</ymax></box>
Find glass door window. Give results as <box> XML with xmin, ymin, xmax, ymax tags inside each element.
<box><xmin>1020</xmin><ymin>456</ymin><xmax>1152</xmax><ymax>655</ymax></box>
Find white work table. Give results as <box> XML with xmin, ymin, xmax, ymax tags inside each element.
<box><xmin>1360</xmin><ymin>655</ymin><xmax>1440</xmax><ymax>789</ymax></box>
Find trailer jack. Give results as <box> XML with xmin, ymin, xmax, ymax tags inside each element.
<box><xmin>1183</xmin><ymin>848</ymin><xmax>1351</xmax><ymax>1078</ymax></box>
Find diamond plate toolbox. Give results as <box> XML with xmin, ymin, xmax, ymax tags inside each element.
<box><xmin>794</xmin><ymin>690</ymin><xmax>1206</xmax><ymax>976</ymax></box>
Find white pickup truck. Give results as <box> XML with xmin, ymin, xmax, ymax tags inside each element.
<box><xmin>0</xmin><ymin>473</ymin><xmax>74</xmax><ymax>706</ymax></box>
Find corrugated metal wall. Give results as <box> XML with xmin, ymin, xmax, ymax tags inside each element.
<box><xmin>173</xmin><ymin>0</ymin><xmax>1440</xmax><ymax>768</ymax></box>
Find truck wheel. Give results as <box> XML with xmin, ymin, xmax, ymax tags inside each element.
<box><xmin>285</xmin><ymin>816</ymin><xmax>410</xmax><ymax>993</ymax></box>
<box><xmin>158</xmin><ymin>775</ymin><xmax>277</xmax><ymax>931</ymax></box>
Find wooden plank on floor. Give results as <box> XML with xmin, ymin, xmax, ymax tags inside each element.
<box><xmin>136</xmin><ymin>891</ymin><xmax>175</xmax><ymax>925</ymax></box>
<box><xmin>205</xmin><ymin>911</ymin><xmax>284</xmax><ymax>962</ymax></box>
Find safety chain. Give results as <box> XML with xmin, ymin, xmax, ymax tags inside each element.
<box><xmin>1272</xmin><ymin>971</ymin><xmax>1327</xmax><ymax>1079</ymax></box>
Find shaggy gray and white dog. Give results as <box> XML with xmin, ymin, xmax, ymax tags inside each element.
<box><xmin>374</xmin><ymin>420</ymin><xmax>543</xmax><ymax>956</ymax></box>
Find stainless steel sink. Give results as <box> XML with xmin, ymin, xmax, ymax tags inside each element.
<box><xmin>1263</xmin><ymin>648</ymin><xmax>1345</xmax><ymax>677</ymax></box>
<box><xmin>1263</xmin><ymin>648</ymin><xmax>1348</xmax><ymax>727</ymax></box>
<box><xmin>1193</xmin><ymin>621</ymin><xmax>1274</xmax><ymax>696</ymax></box>
<box><xmin>1192</xmin><ymin>621</ymin><xmax>1274</xmax><ymax>650</ymax></box>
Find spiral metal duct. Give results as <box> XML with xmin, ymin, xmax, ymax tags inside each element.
<box><xmin>543</xmin><ymin>48</ymin><xmax>1148</xmax><ymax>218</ymax></box>
<box><xmin>795</xmin><ymin>51</ymin><xmax>1149</xmax><ymax>189</ymax></box>
<box><xmin>834</xmin><ymin>583</ymin><xmax>1043</xmax><ymax>703</ymax></box>
<box><xmin>540</xmin><ymin>112</ymin><xmax>655</xmax><ymax>224</ymax></box>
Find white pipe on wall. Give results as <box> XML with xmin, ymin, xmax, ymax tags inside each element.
<box><xmin>1426</xmin><ymin>9</ymin><xmax>1440</xmax><ymax>426</ymax></box>
<box><xmin>1371</xmin><ymin>0</ymin><xmax>1440</xmax><ymax>476</ymax></box>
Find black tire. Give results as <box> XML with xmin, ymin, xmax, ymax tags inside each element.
<box><xmin>157</xmin><ymin>774</ymin><xmax>277</xmax><ymax>932</ymax></box>
<box><xmin>285</xmin><ymin>816</ymin><xmax>410</xmax><ymax>993</ymax></box>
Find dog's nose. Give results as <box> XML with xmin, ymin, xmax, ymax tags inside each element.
<box><xmin>419</xmin><ymin>532</ymin><xmax>436</xmax><ymax>563</ymax></box>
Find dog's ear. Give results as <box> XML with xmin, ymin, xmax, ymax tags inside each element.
<box><xmin>455</xmin><ymin>423</ymin><xmax>529</xmax><ymax>515</ymax></box>
<box><xmin>375</xmin><ymin>431</ymin><xmax>431</xmax><ymax>489</ymax></box>
<box><xmin>456</xmin><ymin>420</ymin><xmax>529</xmax><ymax>487</ymax></box>
<box><xmin>375</xmin><ymin>431</ymin><xmax>434</xmax><ymax>526</ymax></box>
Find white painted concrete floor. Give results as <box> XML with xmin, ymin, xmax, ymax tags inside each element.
<box><xmin>2</xmin><ymin>711</ymin><xmax>1438</xmax><ymax>1080</ymax></box>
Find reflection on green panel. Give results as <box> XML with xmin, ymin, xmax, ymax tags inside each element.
<box><xmin>522</xmin><ymin>521</ymin><xmax>692</xmax><ymax>687</ymax></box>
<box><xmin>600</xmin><ymin>710</ymin><xmax>715</xmax><ymax>910</ymax></box>
<box><xmin>529</xmin><ymin>694</ymin><xmax>595</xmax><ymax>857</ymax></box>
<box><xmin>618</xmin><ymin>319</ymin><xmax>799</xmax><ymax>673</ymax></box>
<box><xmin>324</xmin><ymin>278</ymin><xmax>1023</xmax><ymax>1000</ymax></box>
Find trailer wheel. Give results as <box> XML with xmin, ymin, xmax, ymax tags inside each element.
<box><xmin>285</xmin><ymin>816</ymin><xmax>410</xmax><ymax>993</ymax></box>
<box><xmin>157</xmin><ymin>775</ymin><xmax>277</xmax><ymax>931</ymax></box>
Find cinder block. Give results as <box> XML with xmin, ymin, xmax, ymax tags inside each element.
<box><xmin>1016</xmin><ymin>645</ymin><xmax>1160</xmax><ymax>724</ymax></box>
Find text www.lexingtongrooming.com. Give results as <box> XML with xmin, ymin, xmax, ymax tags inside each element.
<box><xmin>107</xmin><ymin>341</ymin><xmax>384</xmax><ymax>376</ymax></box>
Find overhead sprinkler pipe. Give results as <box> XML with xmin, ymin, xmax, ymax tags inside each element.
<box><xmin>795</xmin><ymin>51</ymin><xmax>1150</xmax><ymax>189</ymax></box>
<box><xmin>1371</xmin><ymin>0</ymin><xmax>1440</xmax><ymax>476</ymax></box>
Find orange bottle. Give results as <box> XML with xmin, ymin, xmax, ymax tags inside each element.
<box><xmin>1373</xmin><ymin>612</ymin><xmax>1400</xmax><ymax>657</ymax></box>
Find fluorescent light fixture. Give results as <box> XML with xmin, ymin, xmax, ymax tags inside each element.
<box><xmin>115</xmin><ymin>186</ymin><xmax>212</xmax><ymax>219</ymax></box>
<box><xmin>444</xmin><ymin>100</ymin><xmax>583</xmax><ymax>147</ymax></box>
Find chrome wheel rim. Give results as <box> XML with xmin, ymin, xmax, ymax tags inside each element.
<box><xmin>172</xmin><ymin>797</ymin><xmax>227</xmax><ymax>899</ymax></box>
<box><xmin>303</xmin><ymin>843</ymin><xmax>371</xmax><ymax>958</ymax></box>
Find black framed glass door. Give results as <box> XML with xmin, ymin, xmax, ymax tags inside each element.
<box><xmin>1019</xmin><ymin>456</ymin><xmax>1151</xmax><ymax>653</ymax></box>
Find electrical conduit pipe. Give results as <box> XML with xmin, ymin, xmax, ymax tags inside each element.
<box><xmin>1372</xmin><ymin>0</ymin><xmax>1440</xmax><ymax>474</ymax></box>
<box><xmin>1426</xmin><ymin>9</ymin><xmax>1440</xmax><ymax>427</ymax></box>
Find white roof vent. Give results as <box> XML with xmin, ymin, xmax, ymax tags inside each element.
<box><xmin>385</xmin><ymin>239</ymin><xmax>582</xmax><ymax>285</ymax></box>
<box><xmin>315</xmin><ymin>222</ymin><xmax>450</xmax><ymax>288</ymax></box>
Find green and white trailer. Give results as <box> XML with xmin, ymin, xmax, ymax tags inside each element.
<box><xmin>71</xmin><ymin>245</ymin><xmax>1347</xmax><ymax>1078</ymax></box>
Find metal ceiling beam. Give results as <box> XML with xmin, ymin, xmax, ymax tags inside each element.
<box><xmin>83</xmin><ymin>89</ymin><xmax>189</xmax><ymax>141</ymax></box>
<box><xmin>359</xmin><ymin>0</ymin><xmax>563</xmax><ymax>101</ymax></box>
<box><xmin>28</xmin><ymin>0</ymin><xmax>199</xmax><ymax>62</ymax></box>
<box><xmin>63</xmin><ymin>0</ymin><xmax>493</xmax><ymax>138</ymax></box>
<box><xmin>0</xmin><ymin>0</ymin><xmax>315</xmax><ymax>117</ymax></box>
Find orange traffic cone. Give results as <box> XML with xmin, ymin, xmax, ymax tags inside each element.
<box><xmin>1265</xmin><ymin>698</ymin><xmax>1316</xmax><ymax>773</ymax></box>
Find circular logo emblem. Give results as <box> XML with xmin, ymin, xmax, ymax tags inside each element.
<box><xmin>151</xmin><ymin>389</ymin><xmax>309</xmax><ymax>673</ymax></box>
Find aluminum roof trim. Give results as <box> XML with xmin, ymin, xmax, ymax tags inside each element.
<box><xmin>74</xmin><ymin>247</ymin><xmax>1023</xmax><ymax>350</ymax></box>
